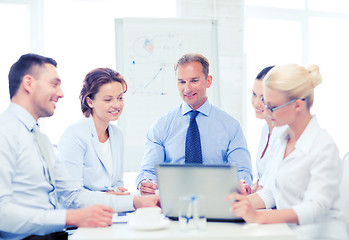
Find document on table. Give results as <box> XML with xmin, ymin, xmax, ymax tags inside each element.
<box><xmin>112</xmin><ymin>213</ymin><xmax>130</xmax><ymax>224</ymax></box>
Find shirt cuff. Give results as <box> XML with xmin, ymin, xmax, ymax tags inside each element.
<box><xmin>136</xmin><ymin>178</ymin><xmax>146</xmax><ymax>190</ymax></box>
<box><xmin>43</xmin><ymin>209</ymin><xmax>66</xmax><ymax>233</ymax></box>
<box><xmin>257</xmin><ymin>188</ymin><xmax>275</xmax><ymax>209</ymax></box>
<box><xmin>238</xmin><ymin>171</ymin><xmax>253</xmax><ymax>186</ymax></box>
<box><xmin>111</xmin><ymin>194</ymin><xmax>135</xmax><ymax>212</ymax></box>
<box><xmin>292</xmin><ymin>204</ymin><xmax>313</xmax><ymax>225</ymax></box>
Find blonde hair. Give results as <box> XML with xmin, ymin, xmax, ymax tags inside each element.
<box><xmin>263</xmin><ymin>64</ymin><xmax>322</xmax><ymax>109</ymax></box>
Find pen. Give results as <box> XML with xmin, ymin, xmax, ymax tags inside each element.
<box><xmin>145</xmin><ymin>178</ymin><xmax>158</xmax><ymax>189</ymax></box>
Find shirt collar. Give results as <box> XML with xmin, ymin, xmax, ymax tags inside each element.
<box><xmin>181</xmin><ymin>98</ymin><xmax>211</xmax><ymax>117</ymax></box>
<box><xmin>87</xmin><ymin>115</ymin><xmax>97</xmax><ymax>134</ymax></box>
<box><xmin>277</xmin><ymin>115</ymin><xmax>319</xmax><ymax>155</ymax></box>
<box><xmin>278</xmin><ymin>126</ymin><xmax>290</xmax><ymax>142</ymax></box>
<box><xmin>86</xmin><ymin>115</ymin><xmax>112</xmax><ymax>136</ymax></box>
<box><xmin>7</xmin><ymin>102</ymin><xmax>37</xmax><ymax>132</ymax></box>
<box><xmin>294</xmin><ymin>116</ymin><xmax>319</xmax><ymax>154</ymax></box>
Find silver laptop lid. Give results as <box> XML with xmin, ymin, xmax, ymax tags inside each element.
<box><xmin>156</xmin><ymin>164</ymin><xmax>242</xmax><ymax>222</ymax></box>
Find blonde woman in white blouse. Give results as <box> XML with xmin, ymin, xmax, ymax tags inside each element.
<box><xmin>227</xmin><ymin>64</ymin><xmax>347</xmax><ymax>239</ymax></box>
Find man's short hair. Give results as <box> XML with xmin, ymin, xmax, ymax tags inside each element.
<box><xmin>8</xmin><ymin>53</ymin><xmax>57</xmax><ymax>99</ymax></box>
<box><xmin>175</xmin><ymin>53</ymin><xmax>210</xmax><ymax>78</ymax></box>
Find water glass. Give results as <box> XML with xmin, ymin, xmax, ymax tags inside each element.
<box><xmin>178</xmin><ymin>195</ymin><xmax>206</xmax><ymax>232</ymax></box>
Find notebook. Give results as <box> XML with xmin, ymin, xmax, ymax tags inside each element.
<box><xmin>155</xmin><ymin>164</ymin><xmax>243</xmax><ymax>222</ymax></box>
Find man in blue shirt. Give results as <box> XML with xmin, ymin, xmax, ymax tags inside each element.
<box><xmin>0</xmin><ymin>53</ymin><xmax>159</xmax><ymax>240</ymax></box>
<box><xmin>136</xmin><ymin>53</ymin><xmax>252</xmax><ymax>195</ymax></box>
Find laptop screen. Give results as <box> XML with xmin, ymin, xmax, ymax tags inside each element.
<box><xmin>156</xmin><ymin>164</ymin><xmax>242</xmax><ymax>222</ymax></box>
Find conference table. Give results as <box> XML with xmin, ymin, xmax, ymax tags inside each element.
<box><xmin>70</xmin><ymin>220</ymin><xmax>295</xmax><ymax>240</ymax></box>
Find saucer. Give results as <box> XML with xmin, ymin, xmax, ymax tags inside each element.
<box><xmin>129</xmin><ymin>215</ymin><xmax>170</xmax><ymax>230</ymax></box>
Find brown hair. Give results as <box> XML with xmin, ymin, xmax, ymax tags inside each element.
<box><xmin>175</xmin><ymin>53</ymin><xmax>210</xmax><ymax>78</ymax></box>
<box><xmin>80</xmin><ymin>68</ymin><xmax>127</xmax><ymax>117</ymax></box>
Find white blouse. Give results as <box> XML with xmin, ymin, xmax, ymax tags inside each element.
<box><xmin>100</xmin><ymin>138</ymin><xmax>113</xmax><ymax>176</ymax></box>
<box><xmin>257</xmin><ymin>116</ymin><xmax>347</xmax><ymax>239</ymax></box>
<box><xmin>255</xmin><ymin>124</ymin><xmax>286</xmax><ymax>187</ymax></box>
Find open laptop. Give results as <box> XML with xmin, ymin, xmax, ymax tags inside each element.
<box><xmin>155</xmin><ymin>164</ymin><xmax>243</xmax><ymax>222</ymax></box>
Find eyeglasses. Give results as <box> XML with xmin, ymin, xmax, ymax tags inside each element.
<box><xmin>261</xmin><ymin>97</ymin><xmax>298</xmax><ymax>113</ymax></box>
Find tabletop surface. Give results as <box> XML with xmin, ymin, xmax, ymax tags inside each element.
<box><xmin>70</xmin><ymin>220</ymin><xmax>295</xmax><ymax>240</ymax></box>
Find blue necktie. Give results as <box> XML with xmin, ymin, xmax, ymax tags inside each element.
<box><xmin>185</xmin><ymin>110</ymin><xmax>202</xmax><ymax>164</ymax></box>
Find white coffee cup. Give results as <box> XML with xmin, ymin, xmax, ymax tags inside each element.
<box><xmin>132</xmin><ymin>207</ymin><xmax>162</xmax><ymax>225</ymax></box>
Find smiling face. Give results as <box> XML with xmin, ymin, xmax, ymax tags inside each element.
<box><xmin>88</xmin><ymin>81</ymin><xmax>124</xmax><ymax>125</ymax></box>
<box><xmin>176</xmin><ymin>61</ymin><xmax>212</xmax><ymax>110</ymax></box>
<box><xmin>251</xmin><ymin>80</ymin><xmax>265</xmax><ymax>119</ymax></box>
<box><xmin>30</xmin><ymin>63</ymin><xmax>64</xmax><ymax>120</ymax></box>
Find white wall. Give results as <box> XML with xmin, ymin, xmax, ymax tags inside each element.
<box><xmin>2</xmin><ymin>0</ymin><xmax>348</xmax><ymax>186</ymax></box>
<box><xmin>177</xmin><ymin>0</ymin><xmax>246</xmax><ymax>128</ymax></box>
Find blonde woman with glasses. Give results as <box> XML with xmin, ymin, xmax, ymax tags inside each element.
<box><xmin>226</xmin><ymin>64</ymin><xmax>347</xmax><ymax>239</ymax></box>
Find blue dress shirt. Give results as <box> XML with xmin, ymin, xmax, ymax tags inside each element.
<box><xmin>0</xmin><ymin>103</ymin><xmax>134</xmax><ymax>240</ymax></box>
<box><xmin>136</xmin><ymin>99</ymin><xmax>252</xmax><ymax>186</ymax></box>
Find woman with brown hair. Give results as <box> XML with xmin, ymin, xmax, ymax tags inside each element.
<box><xmin>58</xmin><ymin>68</ymin><xmax>129</xmax><ymax>195</ymax></box>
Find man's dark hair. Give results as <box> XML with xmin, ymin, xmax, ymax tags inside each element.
<box><xmin>8</xmin><ymin>53</ymin><xmax>57</xmax><ymax>99</ymax></box>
